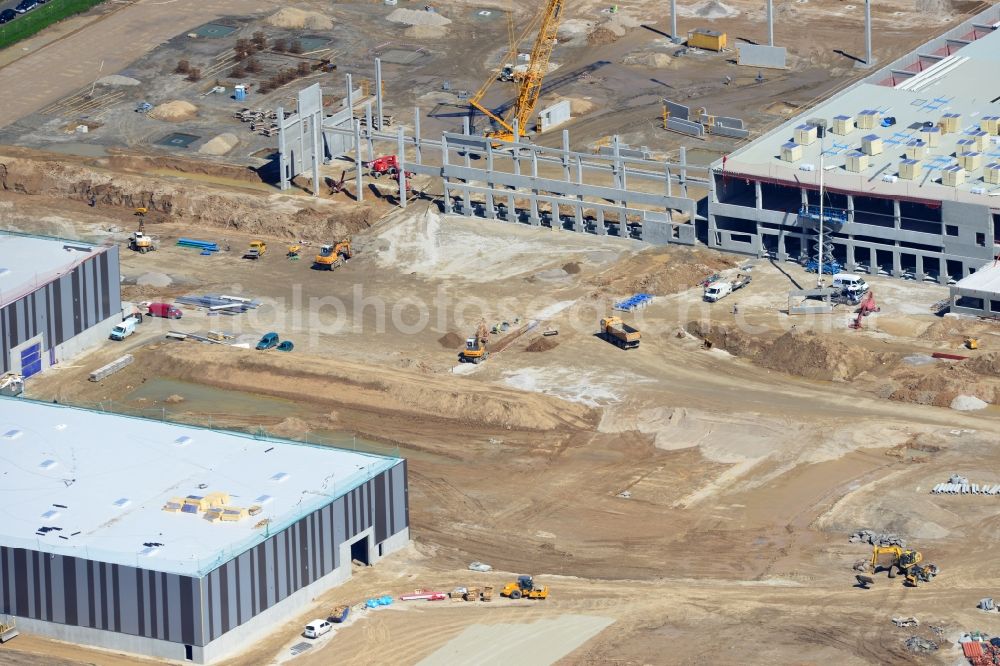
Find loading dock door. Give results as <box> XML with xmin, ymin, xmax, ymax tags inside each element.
<box><xmin>19</xmin><ymin>343</ymin><xmax>42</xmax><ymax>378</ymax></box>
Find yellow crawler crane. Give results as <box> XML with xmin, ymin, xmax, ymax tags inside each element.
<box><xmin>469</xmin><ymin>0</ymin><xmax>564</xmax><ymax>143</ymax></box>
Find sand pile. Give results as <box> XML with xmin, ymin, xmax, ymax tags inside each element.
<box><xmin>136</xmin><ymin>271</ymin><xmax>171</xmax><ymax>287</ymax></box>
<box><xmin>967</xmin><ymin>352</ymin><xmax>1000</xmax><ymax>376</ymax></box>
<box><xmin>756</xmin><ymin>330</ymin><xmax>888</xmax><ymax>382</ymax></box>
<box><xmin>267</xmin><ymin>416</ymin><xmax>313</xmax><ymax>438</ymax></box>
<box><xmin>148</xmin><ymin>100</ymin><xmax>197</xmax><ymax>122</ymax></box>
<box><xmin>198</xmin><ymin>133</ymin><xmax>239</xmax><ymax>156</ymax></box>
<box><xmin>266</xmin><ymin>7</ymin><xmax>333</xmax><ymax>30</ymax></box>
<box><xmin>438</xmin><ymin>332</ymin><xmax>465</xmax><ymax>348</ymax></box>
<box><xmin>387</xmin><ymin>8</ymin><xmax>451</xmax><ymax>26</ymax></box>
<box><xmin>526</xmin><ymin>336</ymin><xmax>560</xmax><ymax>352</ymax></box>
<box><xmin>565</xmin><ymin>97</ymin><xmax>595</xmax><ymax>115</ymax></box>
<box><xmin>97</xmin><ymin>74</ymin><xmax>140</xmax><ymax>86</ymax></box>
<box><xmin>558</xmin><ymin>19</ymin><xmax>594</xmax><ymax>41</ymax></box>
<box><xmin>405</xmin><ymin>24</ymin><xmax>447</xmax><ymax>39</ymax></box>
<box><xmin>164</xmin><ymin>394</ymin><xmax>185</xmax><ymax>404</ymax></box>
<box><xmin>588</xmin><ymin>26</ymin><xmax>620</xmax><ymax>45</ymax></box>
<box><xmin>593</xmin><ymin>246</ymin><xmax>737</xmax><ymax>297</ymax></box>
<box><xmin>951</xmin><ymin>395</ymin><xmax>988</xmax><ymax>411</ymax></box>
<box><xmin>622</xmin><ymin>52</ymin><xmax>678</xmax><ymax>68</ymax></box>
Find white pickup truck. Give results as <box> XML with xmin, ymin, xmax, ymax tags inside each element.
<box><xmin>703</xmin><ymin>273</ymin><xmax>752</xmax><ymax>302</ymax></box>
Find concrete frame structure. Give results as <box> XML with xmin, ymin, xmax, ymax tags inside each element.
<box><xmin>277</xmin><ymin>81</ymin><xmax>707</xmax><ymax>245</ymax></box>
<box><xmin>0</xmin><ymin>232</ymin><xmax>122</xmax><ymax>379</ymax></box>
<box><xmin>707</xmin><ymin>5</ymin><xmax>1000</xmax><ymax>284</ymax></box>
<box><xmin>0</xmin><ymin>399</ymin><xmax>409</xmax><ymax>664</ymax></box>
<box><xmin>950</xmin><ymin>260</ymin><xmax>1000</xmax><ymax>318</ymax></box>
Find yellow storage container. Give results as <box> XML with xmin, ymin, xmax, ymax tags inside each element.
<box><xmin>938</xmin><ymin>113</ymin><xmax>961</xmax><ymax>134</ymax></box>
<box><xmin>904</xmin><ymin>139</ymin><xmax>927</xmax><ymax>159</ymax></box>
<box><xmin>857</xmin><ymin>109</ymin><xmax>879</xmax><ymax>130</ymax></box>
<box><xmin>861</xmin><ymin>134</ymin><xmax>883</xmax><ymax>156</ymax></box>
<box><xmin>794</xmin><ymin>124</ymin><xmax>818</xmax><ymax>145</ymax></box>
<box><xmin>920</xmin><ymin>126</ymin><xmax>941</xmax><ymax>146</ymax></box>
<box><xmin>687</xmin><ymin>28</ymin><xmax>727</xmax><ymax>51</ymax></box>
<box><xmin>959</xmin><ymin>151</ymin><xmax>982</xmax><ymax>170</ymax></box>
<box><xmin>780</xmin><ymin>141</ymin><xmax>803</xmax><ymax>162</ymax></box>
<box><xmin>899</xmin><ymin>159</ymin><xmax>922</xmax><ymax>180</ymax></box>
<box><xmin>942</xmin><ymin>165</ymin><xmax>965</xmax><ymax>186</ymax></box>
<box><xmin>985</xmin><ymin>162</ymin><xmax>1000</xmax><ymax>185</ymax></box>
<box><xmin>845</xmin><ymin>151</ymin><xmax>869</xmax><ymax>173</ymax></box>
<box><xmin>832</xmin><ymin>115</ymin><xmax>854</xmax><ymax>136</ymax></box>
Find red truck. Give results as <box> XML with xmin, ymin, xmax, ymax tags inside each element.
<box><xmin>147</xmin><ymin>302</ymin><xmax>182</xmax><ymax>319</ymax></box>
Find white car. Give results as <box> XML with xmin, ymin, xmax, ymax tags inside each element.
<box><xmin>303</xmin><ymin>619</ymin><xmax>331</xmax><ymax>639</ymax></box>
<box><xmin>832</xmin><ymin>273</ymin><xmax>869</xmax><ymax>294</ymax></box>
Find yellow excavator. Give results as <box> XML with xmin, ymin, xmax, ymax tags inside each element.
<box><xmin>459</xmin><ymin>321</ymin><xmax>490</xmax><ymax>364</ymax></box>
<box><xmin>313</xmin><ymin>239</ymin><xmax>353</xmax><ymax>271</ymax></box>
<box><xmin>469</xmin><ymin>0</ymin><xmax>564</xmax><ymax>143</ymax></box>
<box><xmin>856</xmin><ymin>545</ymin><xmax>939</xmax><ymax>588</ymax></box>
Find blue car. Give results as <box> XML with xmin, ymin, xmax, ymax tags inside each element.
<box><xmin>0</xmin><ymin>8</ymin><xmax>16</xmax><ymax>22</ymax></box>
<box><xmin>255</xmin><ymin>332</ymin><xmax>279</xmax><ymax>350</ymax></box>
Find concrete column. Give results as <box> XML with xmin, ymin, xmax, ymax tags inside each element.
<box><xmin>777</xmin><ymin>231</ymin><xmax>787</xmax><ymax>261</ymax></box>
<box><xmin>846</xmin><ymin>242</ymin><xmax>857</xmax><ymax>271</ymax></box>
<box><xmin>413</xmin><ymin>106</ymin><xmax>422</xmax><ymax>163</ymax></box>
<box><xmin>892</xmin><ymin>249</ymin><xmax>902</xmax><ymax>278</ymax></box>
<box><xmin>353</xmin><ymin>119</ymin><xmax>364</xmax><ymax>202</ymax></box>
<box><xmin>311</xmin><ymin>110</ymin><xmax>321</xmax><ymax>197</ymax></box>
<box><xmin>461</xmin><ymin>116</ymin><xmax>472</xmax><ymax>215</ymax></box>
<box><xmin>397</xmin><ymin>127</ymin><xmax>406</xmax><ymax>209</ymax></box>
<box><xmin>374</xmin><ymin>58</ymin><xmax>384</xmax><ymax>130</ymax></box>
<box><xmin>755</xmin><ymin>180</ymin><xmax>763</xmax><ymax>210</ymax></box>
<box><xmin>364</xmin><ymin>103</ymin><xmax>374</xmax><ymax>160</ymax></box>
<box><xmin>486</xmin><ymin>143</ymin><xmax>497</xmax><ymax>220</ymax></box>
<box><xmin>345</xmin><ymin>74</ymin><xmax>354</xmax><ymax>115</ymax></box>
<box><xmin>596</xmin><ymin>208</ymin><xmax>607</xmax><ymax>235</ymax></box>
<box><xmin>800</xmin><ymin>187</ymin><xmax>809</xmax><ymax>207</ymax></box>
<box><xmin>441</xmin><ymin>134</ymin><xmax>450</xmax><ymax>212</ymax></box>
<box><xmin>864</xmin><ymin>0</ymin><xmax>874</xmax><ymax>68</ymax></box>
<box><xmin>679</xmin><ymin>147</ymin><xmax>688</xmax><ymax>198</ymax></box>
<box><xmin>508</xmin><ymin>194</ymin><xmax>516</xmax><ymax>222</ymax></box>
<box><xmin>767</xmin><ymin>0</ymin><xmax>774</xmax><ymax>46</ymax></box>
<box><xmin>670</xmin><ymin>0</ymin><xmax>679</xmax><ymax>42</ymax></box>
<box><xmin>277</xmin><ymin>105</ymin><xmax>288</xmax><ymax>191</ymax></box>
<box><xmin>562</xmin><ymin>129</ymin><xmax>571</xmax><ymax>181</ymax></box>
<box><xmin>576</xmin><ymin>156</ymin><xmax>585</xmax><ymax>232</ymax></box>
<box><xmin>665</xmin><ymin>165</ymin><xmax>672</xmax><ymax>198</ymax></box>
<box><xmin>529</xmin><ymin>151</ymin><xmax>540</xmax><ymax>225</ymax></box>
<box><xmin>846</xmin><ymin>194</ymin><xmax>855</xmax><ymax>222</ymax></box>
<box><xmin>915</xmin><ymin>254</ymin><xmax>925</xmax><ymax>281</ymax></box>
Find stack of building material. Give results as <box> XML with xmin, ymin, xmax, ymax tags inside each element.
<box><xmin>176</xmin><ymin>238</ymin><xmax>219</xmax><ymax>252</ymax></box>
<box><xmin>980</xmin><ymin>115</ymin><xmax>1000</xmax><ymax>135</ymax></box>
<box><xmin>846</xmin><ymin>151</ymin><xmax>869</xmax><ymax>172</ymax></box>
<box><xmin>942</xmin><ymin>165</ymin><xmax>966</xmax><ymax>186</ymax></box>
<box><xmin>175</xmin><ymin>294</ymin><xmax>261</xmax><ymax>314</ymax></box>
<box><xmin>89</xmin><ymin>354</ymin><xmax>134</xmax><ymax>382</ymax></box>
<box><xmin>832</xmin><ymin>115</ymin><xmax>854</xmax><ymax>135</ymax></box>
<box><xmin>899</xmin><ymin>159</ymin><xmax>922</xmax><ymax>180</ymax></box>
<box><xmin>905</xmin><ymin>139</ymin><xmax>928</xmax><ymax>159</ymax></box>
<box><xmin>861</xmin><ymin>134</ymin><xmax>883</xmax><ymax>156</ymax></box>
<box><xmin>614</xmin><ymin>293</ymin><xmax>653</xmax><ymax>312</ymax></box>
<box><xmin>794</xmin><ymin>124</ymin><xmax>818</xmax><ymax>145</ymax></box>
<box><xmin>959</xmin><ymin>152</ymin><xmax>983</xmax><ymax>171</ymax></box>
<box><xmin>985</xmin><ymin>163</ymin><xmax>1000</xmax><ymax>185</ymax></box>
<box><xmin>857</xmin><ymin>109</ymin><xmax>879</xmax><ymax>129</ymax></box>
<box><xmin>939</xmin><ymin>112</ymin><xmax>961</xmax><ymax>133</ymax></box>
<box><xmin>780</xmin><ymin>142</ymin><xmax>802</xmax><ymax>162</ymax></box>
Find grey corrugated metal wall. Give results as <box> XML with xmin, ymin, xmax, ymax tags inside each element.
<box><xmin>202</xmin><ymin>460</ymin><xmax>408</xmax><ymax>643</ymax></box>
<box><xmin>0</xmin><ymin>246</ymin><xmax>121</xmax><ymax>373</ymax></box>
<box><xmin>0</xmin><ymin>460</ymin><xmax>408</xmax><ymax>649</ymax></box>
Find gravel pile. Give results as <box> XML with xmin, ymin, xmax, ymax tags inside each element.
<box><xmin>387</xmin><ymin>8</ymin><xmax>451</xmax><ymax>26</ymax></box>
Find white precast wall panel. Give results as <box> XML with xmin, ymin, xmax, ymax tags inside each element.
<box><xmin>537</xmin><ymin>100</ymin><xmax>571</xmax><ymax>132</ymax></box>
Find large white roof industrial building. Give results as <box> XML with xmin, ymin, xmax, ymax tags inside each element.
<box><xmin>0</xmin><ymin>398</ymin><xmax>409</xmax><ymax>663</ymax></box>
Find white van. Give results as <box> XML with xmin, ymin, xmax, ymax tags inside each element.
<box><xmin>109</xmin><ymin>316</ymin><xmax>139</xmax><ymax>341</ymax></box>
<box><xmin>303</xmin><ymin>619</ymin><xmax>331</xmax><ymax>639</ymax></box>
<box><xmin>832</xmin><ymin>273</ymin><xmax>869</xmax><ymax>294</ymax></box>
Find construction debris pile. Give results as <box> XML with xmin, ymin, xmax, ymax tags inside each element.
<box><xmin>931</xmin><ymin>475</ymin><xmax>1000</xmax><ymax>495</ymax></box>
<box><xmin>905</xmin><ymin>636</ymin><xmax>938</xmax><ymax>653</ymax></box>
<box><xmin>849</xmin><ymin>530</ymin><xmax>906</xmax><ymax>548</ymax></box>
<box><xmin>961</xmin><ymin>633</ymin><xmax>1000</xmax><ymax>664</ymax></box>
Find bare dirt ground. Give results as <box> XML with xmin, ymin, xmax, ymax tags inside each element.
<box><xmin>1</xmin><ymin>0</ymin><xmax>999</xmax><ymax>664</ymax></box>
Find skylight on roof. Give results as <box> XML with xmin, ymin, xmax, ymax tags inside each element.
<box><xmin>174</xmin><ymin>436</ymin><xmax>193</xmax><ymax>447</ymax></box>
<box><xmin>2</xmin><ymin>429</ymin><xmax>22</xmax><ymax>440</ymax></box>
<box><xmin>255</xmin><ymin>494</ymin><xmax>274</xmax><ymax>504</ymax></box>
<box><xmin>138</xmin><ymin>546</ymin><xmax>159</xmax><ymax>557</ymax></box>
<box><xmin>40</xmin><ymin>510</ymin><xmax>60</xmax><ymax>521</ymax></box>
<box><xmin>112</xmin><ymin>498</ymin><xmax>131</xmax><ymax>509</ymax></box>
<box><xmin>39</xmin><ymin>459</ymin><xmax>57</xmax><ymax>470</ymax></box>
<box><xmin>270</xmin><ymin>472</ymin><xmax>289</xmax><ymax>483</ymax></box>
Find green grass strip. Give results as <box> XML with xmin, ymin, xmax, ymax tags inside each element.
<box><xmin>0</xmin><ymin>0</ymin><xmax>106</xmax><ymax>51</ymax></box>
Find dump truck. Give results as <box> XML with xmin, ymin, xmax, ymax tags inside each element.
<box><xmin>313</xmin><ymin>240</ymin><xmax>352</xmax><ymax>270</ymax></box>
<box><xmin>501</xmin><ymin>575</ymin><xmax>548</xmax><ymax>600</ymax></box>
<box><xmin>244</xmin><ymin>240</ymin><xmax>266</xmax><ymax>260</ymax></box>
<box><xmin>703</xmin><ymin>273</ymin><xmax>751</xmax><ymax>302</ymax></box>
<box><xmin>599</xmin><ymin>316</ymin><xmax>640</xmax><ymax>349</ymax></box>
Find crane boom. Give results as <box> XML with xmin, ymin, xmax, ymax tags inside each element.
<box><xmin>470</xmin><ymin>0</ymin><xmax>564</xmax><ymax>143</ymax></box>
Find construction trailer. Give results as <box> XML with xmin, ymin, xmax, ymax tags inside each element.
<box><xmin>707</xmin><ymin>5</ymin><xmax>1000</xmax><ymax>284</ymax></box>
<box><xmin>0</xmin><ymin>399</ymin><xmax>410</xmax><ymax>664</ymax></box>
<box><xmin>0</xmin><ymin>232</ymin><xmax>122</xmax><ymax>380</ymax></box>
<box><xmin>687</xmin><ymin>29</ymin><xmax>727</xmax><ymax>51</ymax></box>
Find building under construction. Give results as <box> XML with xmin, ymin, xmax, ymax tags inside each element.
<box><xmin>0</xmin><ymin>399</ymin><xmax>409</xmax><ymax>664</ymax></box>
<box><xmin>708</xmin><ymin>5</ymin><xmax>1000</xmax><ymax>295</ymax></box>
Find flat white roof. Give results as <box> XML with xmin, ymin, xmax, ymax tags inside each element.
<box><xmin>0</xmin><ymin>399</ymin><xmax>399</xmax><ymax>576</ymax></box>
<box><xmin>0</xmin><ymin>234</ymin><xmax>105</xmax><ymax>308</ymax></box>
<box><xmin>721</xmin><ymin>6</ymin><xmax>1000</xmax><ymax>205</ymax></box>
<box><xmin>956</xmin><ymin>260</ymin><xmax>1000</xmax><ymax>294</ymax></box>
